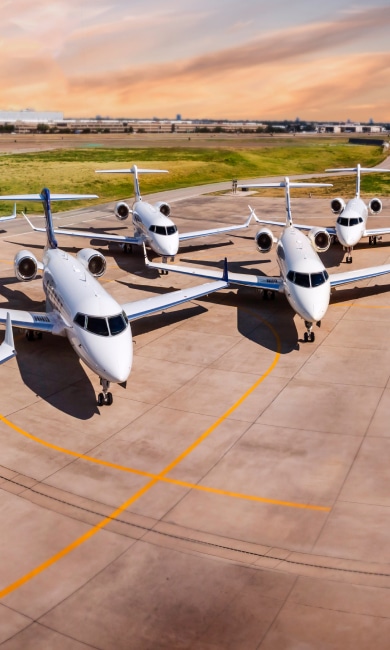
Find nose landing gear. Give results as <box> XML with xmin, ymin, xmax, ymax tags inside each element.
<box><xmin>97</xmin><ymin>378</ymin><xmax>113</xmax><ymax>406</ymax></box>
<box><xmin>345</xmin><ymin>247</ymin><xmax>353</xmax><ymax>263</ymax></box>
<box><xmin>303</xmin><ymin>321</ymin><xmax>315</xmax><ymax>342</ymax></box>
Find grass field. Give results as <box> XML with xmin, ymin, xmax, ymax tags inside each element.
<box><xmin>0</xmin><ymin>136</ymin><xmax>388</xmax><ymax>215</ymax></box>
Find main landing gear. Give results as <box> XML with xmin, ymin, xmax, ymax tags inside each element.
<box><xmin>159</xmin><ymin>255</ymin><xmax>174</xmax><ymax>275</ymax></box>
<box><xmin>97</xmin><ymin>378</ymin><xmax>113</xmax><ymax>406</ymax></box>
<box><xmin>369</xmin><ymin>236</ymin><xmax>381</xmax><ymax>246</ymax></box>
<box><xmin>123</xmin><ymin>243</ymin><xmax>133</xmax><ymax>254</ymax></box>
<box><xmin>25</xmin><ymin>330</ymin><xmax>42</xmax><ymax>341</ymax></box>
<box><xmin>303</xmin><ymin>321</ymin><xmax>315</xmax><ymax>342</ymax></box>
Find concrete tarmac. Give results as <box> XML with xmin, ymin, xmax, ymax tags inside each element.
<box><xmin>1</xmin><ymin>190</ymin><xmax>390</xmax><ymax>648</ymax></box>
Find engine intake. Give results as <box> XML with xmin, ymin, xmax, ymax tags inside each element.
<box><xmin>308</xmin><ymin>227</ymin><xmax>331</xmax><ymax>253</ymax></box>
<box><xmin>77</xmin><ymin>248</ymin><xmax>107</xmax><ymax>277</ymax></box>
<box><xmin>369</xmin><ymin>198</ymin><xmax>382</xmax><ymax>214</ymax></box>
<box><xmin>154</xmin><ymin>201</ymin><xmax>171</xmax><ymax>217</ymax></box>
<box><xmin>115</xmin><ymin>201</ymin><xmax>131</xmax><ymax>221</ymax></box>
<box><xmin>14</xmin><ymin>250</ymin><xmax>39</xmax><ymax>281</ymax></box>
<box><xmin>330</xmin><ymin>197</ymin><xmax>346</xmax><ymax>214</ymax></box>
<box><xmin>255</xmin><ymin>228</ymin><xmax>274</xmax><ymax>253</ymax></box>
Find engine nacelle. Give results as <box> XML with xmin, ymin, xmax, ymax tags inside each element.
<box><xmin>115</xmin><ymin>201</ymin><xmax>131</xmax><ymax>221</ymax></box>
<box><xmin>255</xmin><ymin>228</ymin><xmax>274</xmax><ymax>253</ymax></box>
<box><xmin>330</xmin><ymin>197</ymin><xmax>346</xmax><ymax>214</ymax></box>
<box><xmin>77</xmin><ymin>248</ymin><xmax>107</xmax><ymax>277</ymax></box>
<box><xmin>14</xmin><ymin>250</ymin><xmax>39</xmax><ymax>281</ymax></box>
<box><xmin>154</xmin><ymin>201</ymin><xmax>171</xmax><ymax>217</ymax></box>
<box><xmin>369</xmin><ymin>198</ymin><xmax>382</xmax><ymax>214</ymax></box>
<box><xmin>308</xmin><ymin>227</ymin><xmax>331</xmax><ymax>253</ymax></box>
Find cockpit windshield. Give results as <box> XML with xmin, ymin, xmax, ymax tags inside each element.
<box><xmin>287</xmin><ymin>270</ymin><xmax>329</xmax><ymax>288</ymax></box>
<box><xmin>337</xmin><ymin>216</ymin><xmax>363</xmax><ymax>226</ymax></box>
<box><xmin>74</xmin><ymin>311</ymin><xmax>128</xmax><ymax>337</ymax></box>
<box><xmin>149</xmin><ymin>224</ymin><xmax>178</xmax><ymax>236</ymax></box>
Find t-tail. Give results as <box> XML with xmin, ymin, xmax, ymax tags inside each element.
<box><xmin>95</xmin><ymin>164</ymin><xmax>169</xmax><ymax>202</ymax></box>
<box><xmin>238</xmin><ymin>177</ymin><xmax>332</xmax><ymax>226</ymax></box>
<box><xmin>325</xmin><ymin>164</ymin><xmax>390</xmax><ymax>199</ymax></box>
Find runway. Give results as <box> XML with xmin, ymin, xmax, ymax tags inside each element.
<box><xmin>0</xmin><ymin>190</ymin><xmax>390</xmax><ymax>648</ymax></box>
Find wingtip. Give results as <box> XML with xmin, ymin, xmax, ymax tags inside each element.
<box><xmin>222</xmin><ymin>257</ymin><xmax>229</xmax><ymax>283</ymax></box>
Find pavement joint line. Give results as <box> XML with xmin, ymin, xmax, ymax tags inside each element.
<box><xmin>0</xmin><ymin>316</ymin><xmax>285</xmax><ymax>598</ymax></box>
<box><xmin>0</xmin><ymin>318</ymin><xmax>328</xmax><ymax>512</ymax></box>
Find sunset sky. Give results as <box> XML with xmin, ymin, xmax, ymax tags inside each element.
<box><xmin>1</xmin><ymin>1</ymin><xmax>389</xmax><ymax>121</ymax></box>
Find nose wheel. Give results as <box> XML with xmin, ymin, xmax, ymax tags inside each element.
<box><xmin>303</xmin><ymin>321</ymin><xmax>315</xmax><ymax>342</ymax></box>
<box><xmin>345</xmin><ymin>247</ymin><xmax>353</xmax><ymax>263</ymax></box>
<box><xmin>97</xmin><ymin>378</ymin><xmax>113</xmax><ymax>406</ymax></box>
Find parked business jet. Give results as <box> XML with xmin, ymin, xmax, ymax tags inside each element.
<box><xmin>246</xmin><ymin>164</ymin><xmax>390</xmax><ymax>263</ymax></box>
<box><xmin>0</xmin><ymin>189</ymin><xmax>228</xmax><ymax>405</ymax></box>
<box><xmin>26</xmin><ymin>165</ymin><xmax>253</xmax><ymax>264</ymax></box>
<box><xmin>143</xmin><ymin>178</ymin><xmax>390</xmax><ymax>342</ymax></box>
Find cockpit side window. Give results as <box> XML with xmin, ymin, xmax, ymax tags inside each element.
<box><xmin>337</xmin><ymin>216</ymin><xmax>349</xmax><ymax>226</ymax></box>
<box><xmin>108</xmin><ymin>313</ymin><xmax>128</xmax><ymax>335</ymax></box>
<box><xmin>74</xmin><ymin>313</ymin><xmax>86</xmax><ymax>328</ymax></box>
<box><xmin>167</xmin><ymin>225</ymin><xmax>177</xmax><ymax>235</ymax></box>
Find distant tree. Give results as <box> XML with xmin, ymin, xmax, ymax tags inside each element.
<box><xmin>37</xmin><ymin>123</ymin><xmax>49</xmax><ymax>133</ymax></box>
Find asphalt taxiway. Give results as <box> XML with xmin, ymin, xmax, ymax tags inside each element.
<box><xmin>1</xmin><ymin>189</ymin><xmax>390</xmax><ymax>649</ymax></box>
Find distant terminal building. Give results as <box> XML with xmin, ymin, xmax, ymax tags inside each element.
<box><xmin>318</xmin><ymin>122</ymin><xmax>384</xmax><ymax>134</ymax></box>
<box><xmin>0</xmin><ymin>109</ymin><xmax>63</xmax><ymax>123</ymax></box>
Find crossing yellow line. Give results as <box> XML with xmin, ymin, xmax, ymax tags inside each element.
<box><xmin>0</xmin><ymin>316</ymin><xmax>328</xmax><ymax>600</ymax></box>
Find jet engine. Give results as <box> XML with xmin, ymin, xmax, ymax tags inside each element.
<box><xmin>115</xmin><ymin>201</ymin><xmax>131</xmax><ymax>221</ymax></box>
<box><xmin>14</xmin><ymin>250</ymin><xmax>39</xmax><ymax>281</ymax></box>
<box><xmin>308</xmin><ymin>227</ymin><xmax>331</xmax><ymax>253</ymax></box>
<box><xmin>369</xmin><ymin>198</ymin><xmax>382</xmax><ymax>214</ymax></box>
<box><xmin>330</xmin><ymin>198</ymin><xmax>346</xmax><ymax>214</ymax></box>
<box><xmin>154</xmin><ymin>201</ymin><xmax>171</xmax><ymax>217</ymax></box>
<box><xmin>77</xmin><ymin>248</ymin><xmax>107</xmax><ymax>277</ymax></box>
<box><xmin>255</xmin><ymin>228</ymin><xmax>274</xmax><ymax>253</ymax></box>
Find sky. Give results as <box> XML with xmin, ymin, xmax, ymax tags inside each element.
<box><xmin>1</xmin><ymin>0</ymin><xmax>390</xmax><ymax>122</ymax></box>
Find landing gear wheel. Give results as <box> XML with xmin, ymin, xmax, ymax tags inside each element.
<box><xmin>346</xmin><ymin>255</ymin><xmax>352</xmax><ymax>264</ymax></box>
<box><xmin>97</xmin><ymin>393</ymin><xmax>105</xmax><ymax>406</ymax></box>
<box><xmin>310</xmin><ymin>332</ymin><xmax>315</xmax><ymax>342</ymax></box>
<box><xmin>105</xmin><ymin>392</ymin><xmax>113</xmax><ymax>406</ymax></box>
<box><xmin>304</xmin><ymin>332</ymin><xmax>309</xmax><ymax>342</ymax></box>
<box><xmin>123</xmin><ymin>243</ymin><xmax>133</xmax><ymax>254</ymax></box>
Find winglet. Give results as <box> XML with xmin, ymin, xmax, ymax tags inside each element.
<box><xmin>0</xmin><ymin>313</ymin><xmax>16</xmax><ymax>364</ymax></box>
<box><xmin>0</xmin><ymin>203</ymin><xmax>17</xmax><ymax>222</ymax></box>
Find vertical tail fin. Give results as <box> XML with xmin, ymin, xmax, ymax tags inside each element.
<box><xmin>40</xmin><ymin>188</ymin><xmax>58</xmax><ymax>249</ymax></box>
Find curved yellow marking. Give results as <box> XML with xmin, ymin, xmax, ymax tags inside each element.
<box><xmin>0</xmin><ymin>316</ymin><xmax>327</xmax><ymax>599</ymax></box>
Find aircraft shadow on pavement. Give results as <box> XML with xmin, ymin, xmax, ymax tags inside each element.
<box><xmin>13</xmin><ymin>333</ymin><xmax>98</xmax><ymax>419</ymax></box>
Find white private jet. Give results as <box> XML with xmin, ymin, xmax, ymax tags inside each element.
<box><xmin>25</xmin><ymin>165</ymin><xmax>253</xmax><ymax>265</ymax></box>
<box><xmin>143</xmin><ymin>178</ymin><xmax>390</xmax><ymax>342</ymax></box>
<box><xmin>0</xmin><ymin>188</ymin><xmax>228</xmax><ymax>406</ymax></box>
<box><xmin>245</xmin><ymin>164</ymin><xmax>390</xmax><ymax>263</ymax></box>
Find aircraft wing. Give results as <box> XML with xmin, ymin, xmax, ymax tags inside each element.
<box><xmin>0</xmin><ymin>308</ymin><xmax>56</xmax><ymax>332</ymax></box>
<box><xmin>122</xmin><ymin>279</ymin><xmax>228</xmax><ymax>321</ymax></box>
<box><xmin>23</xmin><ymin>215</ymin><xmax>144</xmax><ymax>246</ymax></box>
<box><xmin>144</xmin><ymin>255</ymin><xmax>282</xmax><ymax>292</ymax></box>
<box><xmin>364</xmin><ymin>226</ymin><xmax>390</xmax><ymax>238</ymax></box>
<box><xmin>0</xmin><ymin>313</ymin><xmax>16</xmax><ymax>363</ymax></box>
<box><xmin>178</xmin><ymin>213</ymin><xmax>253</xmax><ymax>242</ymax></box>
<box><xmin>329</xmin><ymin>264</ymin><xmax>390</xmax><ymax>287</ymax></box>
<box><xmin>254</xmin><ymin>216</ymin><xmax>336</xmax><ymax>235</ymax></box>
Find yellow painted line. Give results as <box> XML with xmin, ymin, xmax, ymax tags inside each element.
<box><xmin>0</xmin><ymin>317</ymin><xmax>329</xmax><ymax>512</ymax></box>
<box><xmin>0</xmin><ymin>316</ymin><xmax>328</xmax><ymax>599</ymax></box>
